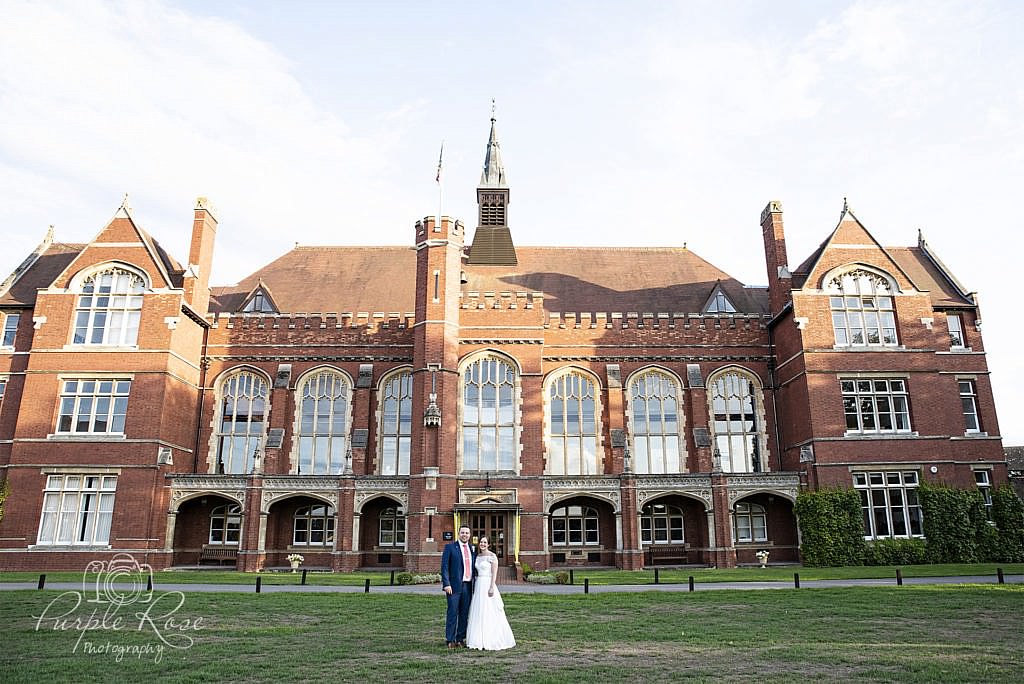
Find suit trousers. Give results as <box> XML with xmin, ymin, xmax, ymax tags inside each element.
<box><xmin>445</xmin><ymin>581</ymin><xmax>472</xmax><ymax>643</ymax></box>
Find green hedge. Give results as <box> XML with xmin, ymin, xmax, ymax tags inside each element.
<box><xmin>794</xmin><ymin>487</ymin><xmax>867</xmax><ymax>567</ymax></box>
<box><xmin>992</xmin><ymin>486</ymin><xmax>1024</xmax><ymax>562</ymax></box>
<box><xmin>918</xmin><ymin>483</ymin><xmax>995</xmax><ymax>563</ymax></box>
<box><xmin>864</xmin><ymin>538</ymin><xmax>926</xmax><ymax>566</ymax></box>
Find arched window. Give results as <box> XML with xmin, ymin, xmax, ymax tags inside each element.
<box><xmin>640</xmin><ymin>502</ymin><xmax>685</xmax><ymax>545</ymax></box>
<box><xmin>629</xmin><ymin>370</ymin><xmax>683</xmax><ymax>474</ymax></box>
<box><xmin>209</xmin><ymin>503</ymin><xmax>241</xmax><ymax>545</ymax></box>
<box><xmin>215</xmin><ymin>371</ymin><xmax>269</xmax><ymax>474</ymax></box>
<box><xmin>296</xmin><ymin>370</ymin><xmax>350</xmax><ymax>475</ymax></box>
<box><xmin>73</xmin><ymin>266</ymin><xmax>145</xmax><ymax>346</ymax></box>
<box><xmin>293</xmin><ymin>503</ymin><xmax>335</xmax><ymax>546</ymax></box>
<box><xmin>462</xmin><ymin>356</ymin><xmax>517</xmax><ymax>472</ymax></box>
<box><xmin>733</xmin><ymin>502</ymin><xmax>768</xmax><ymax>543</ymax></box>
<box><xmin>378</xmin><ymin>504</ymin><xmax>406</xmax><ymax>548</ymax></box>
<box><xmin>379</xmin><ymin>371</ymin><xmax>412</xmax><ymax>475</ymax></box>
<box><xmin>550</xmin><ymin>504</ymin><xmax>599</xmax><ymax>546</ymax></box>
<box><xmin>547</xmin><ymin>371</ymin><xmax>600</xmax><ymax>475</ymax></box>
<box><xmin>709</xmin><ymin>369</ymin><xmax>764</xmax><ymax>473</ymax></box>
<box><xmin>829</xmin><ymin>269</ymin><xmax>898</xmax><ymax>346</ymax></box>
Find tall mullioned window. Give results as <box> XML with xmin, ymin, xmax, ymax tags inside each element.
<box><xmin>56</xmin><ymin>378</ymin><xmax>131</xmax><ymax>434</ymax></box>
<box><xmin>829</xmin><ymin>269</ymin><xmax>898</xmax><ymax>346</ymax></box>
<box><xmin>854</xmin><ymin>471</ymin><xmax>923</xmax><ymax>539</ymax></box>
<box><xmin>379</xmin><ymin>371</ymin><xmax>412</xmax><ymax>475</ymax></box>
<box><xmin>462</xmin><ymin>356</ymin><xmax>517</xmax><ymax>472</ymax></box>
<box><xmin>629</xmin><ymin>370</ymin><xmax>683</xmax><ymax>474</ymax></box>
<box><xmin>959</xmin><ymin>380</ymin><xmax>981</xmax><ymax>433</ymax></box>
<box><xmin>709</xmin><ymin>369</ymin><xmax>763</xmax><ymax>473</ymax></box>
<box><xmin>215</xmin><ymin>371</ymin><xmax>269</xmax><ymax>474</ymax></box>
<box><xmin>547</xmin><ymin>371</ymin><xmax>600</xmax><ymax>476</ymax></box>
<box><xmin>37</xmin><ymin>474</ymin><xmax>117</xmax><ymax>545</ymax></box>
<box><xmin>296</xmin><ymin>370</ymin><xmax>350</xmax><ymax>474</ymax></box>
<box><xmin>73</xmin><ymin>267</ymin><xmax>145</xmax><ymax>346</ymax></box>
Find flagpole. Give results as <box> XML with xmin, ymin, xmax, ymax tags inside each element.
<box><xmin>435</xmin><ymin>141</ymin><xmax>444</xmax><ymax>232</ymax></box>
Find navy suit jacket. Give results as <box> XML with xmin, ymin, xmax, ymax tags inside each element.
<box><xmin>441</xmin><ymin>540</ymin><xmax>476</xmax><ymax>590</ymax></box>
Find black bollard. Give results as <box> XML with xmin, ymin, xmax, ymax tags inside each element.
<box><xmin>896</xmin><ymin>569</ymin><xmax>903</xmax><ymax>586</ymax></box>
<box><xmin>390</xmin><ymin>570</ymin><xmax>395</xmax><ymax>586</ymax></box>
<box><xmin>364</xmin><ymin>578</ymin><xmax>371</xmax><ymax>593</ymax></box>
<box><xmin>689</xmin><ymin>576</ymin><xmax>695</xmax><ymax>592</ymax></box>
<box><xmin>584</xmin><ymin>578</ymin><xmax>590</xmax><ymax>594</ymax></box>
<box><xmin>37</xmin><ymin>573</ymin><xmax>46</xmax><ymax>590</ymax></box>
<box><xmin>794</xmin><ymin>572</ymin><xmax>800</xmax><ymax>589</ymax></box>
<box><xmin>301</xmin><ymin>568</ymin><xmax>308</xmax><ymax>586</ymax></box>
<box><xmin>654</xmin><ymin>568</ymin><xmax>660</xmax><ymax>585</ymax></box>
<box><xmin>256</xmin><ymin>575</ymin><xmax>262</xmax><ymax>593</ymax></box>
<box><xmin>997</xmin><ymin>568</ymin><xmax>1005</xmax><ymax>584</ymax></box>
<box><xmin>569</xmin><ymin>569</ymin><xmax>574</xmax><ymax>585</ymax></box>
<box><xmin>146</xmin><ymin>574</ymin><xmax>153</xmax><ymax>592</ymax></box>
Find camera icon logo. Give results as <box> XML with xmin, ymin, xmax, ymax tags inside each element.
<box><xmin>83</xmin><ymin>553</ymin><xmax>155</xmax><ymax>605</ymax></box>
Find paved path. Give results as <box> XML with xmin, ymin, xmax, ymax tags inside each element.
<box><xmin>1</xmin><ymin>574</ymin><xmax>1020</xmax><ymax>594</ymax></box>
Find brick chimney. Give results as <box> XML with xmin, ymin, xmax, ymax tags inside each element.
<box><xmin>184</xmin><ymin>197</ymin><xmax>218</xmax><ymax>314</ymax></box>
<box><xmin>760</xmin><ymin>200</ymin><xmax>792</xmax><ymax>316</ymax></box>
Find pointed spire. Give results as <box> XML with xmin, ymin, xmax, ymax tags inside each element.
<box><xmin>480</xmin><ymin>99</ymin><xmax>507</xmax><ymax>188</ymax></box>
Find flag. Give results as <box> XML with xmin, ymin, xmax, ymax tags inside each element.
<box><xmin>435</xmin><ymin>142</ymin><xmax>444</xmax><ymax>183</ymax></box>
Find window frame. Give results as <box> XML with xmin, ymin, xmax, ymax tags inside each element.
<box><xmin>461</xmin><ymin>355</ymin><xmax>519</xmax><ymax>473</ymax></box>
<box><xmin>733</xmin><ymin>502</ymin><xmax>768</xmax><ymax>543</ymax></box>
<box><xmin>293</xmin><ymin>503</ymin><xmax>336</xmax><ymax>547</ymax></box>
<box><xmin>549</xmin><ymin>504</ymin><xmax>600</xmax><ymax>547</ymax></box>
<box><xmin>72</xmin><ymin>265</ymin><xmax>147</xmax><ymax>347</ymax></box>
<box><xmin>378</xmin><ymin>370</ymin><xmax>413</xmax><ymax>476</ymax></box>
<box><xmin>208</xmin><ymin>503</ymin><xmax>242</xmax><ymax>545</ymax></box>
<box><xmin>841</xmin><ymin>377</ymin><xmax>912</xmax><ymax>435</ymax></box>
<box><xmin>946</xmin><ymin>313</ymin><xmax>966</xmax><ymax>349</ymax></box>
<box><xmin>545</xmin><ymin>369</ymin><xmax>601</xmax><ymax>476</ymax></box>
<box><xmin>55</xmin><ymin>377</ymin><xmax>131</xmax><ymax>435</ymax></box>
<box><xmin>708</xmin><ymin>368</ymin><xmax>766</xmax><ymax>473</ymax></box>
<box><xmin>827</xmin><ymin>268</ymin><xmax>899</xmax><ymax>348</ymax></box>
<box><xmin>959</xmin><ymin>379</ymin><xmax>981</xmax><ymax>434</ymax></box>
<box><xmin>639</xmin><ymin>502</ymin><xmax>685</xmax><ymax>545</ymax></box>
<box><xmin>974</xmin><ymin>470</ymin><xmax>993</xmax><ymax>520</ymax></box>
<box><xmin>2</xmin><ymin>312</ymin><xmax>19</xmax><ymax>347</ymax></box>
<box><xmin>853</xmin><ymin>470</ymin><xmax>923</xmax><ymax>539</ymax></box>
<box><xmin>628</xmin><ymin>369</ymin><xmax>685</xmax><ymax>474</ymax></box>
<box><xmin>377</xmin><ymin>504</ymin><xmax>407</xmax><ymax>548</ymax></box>
<box><xmin>36</xmin><ymin>474</ymin><xmax>117</xmax><ymax>546</ymax></box>
<box><xmin>214</xmin><ymin>370</ymin><xmax>269</xmax><ymax>474</ymax></box>
<box><xmin>294</xmin><ymin>368</ymin><xmax>351</xmax><ymax>475</ymax></box>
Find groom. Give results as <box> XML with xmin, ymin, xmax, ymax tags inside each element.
<box><xmin>440</xmin><ymin>524</ymin><xmax>475</xmax><ymax>649</ymax></box>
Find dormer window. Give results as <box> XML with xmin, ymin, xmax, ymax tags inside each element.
<box><xmin>73</xmin><ymin>266</ymin><xmax>146</xmax><ymax>346</ymax></box>
<box><xmin>243</xmin><ymin>290</ymin><xmax>276</xmax><ymax>313</ymax></box>
<box><xmin>828</xmin><ymin>269</ymin><xmax>898</xmax><ymax>346</ymax></box>
<box><xmin>704</xmin><ymin>287</ymin><xmax>736</xmax><ymax>314</ymax></box>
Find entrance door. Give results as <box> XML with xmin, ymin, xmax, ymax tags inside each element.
<box><xmin>469</xmin><ymin>512</ymin><xmax>509</xmax><ymax>565</ymax></box>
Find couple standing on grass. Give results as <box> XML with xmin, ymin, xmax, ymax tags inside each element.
<box><xmin>441</xmin><ymin>524</ymin><xmax>516</xmax><ymax>651</ymax></box>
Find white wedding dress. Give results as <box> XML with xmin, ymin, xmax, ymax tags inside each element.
<box><xmin>465</xmin><ymin>555</ymin><xmax>516</xmax><ymax>650</ymax></box>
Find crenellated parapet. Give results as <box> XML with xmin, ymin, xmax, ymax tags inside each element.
<box><xmin>206</xmin><ymin>311</ymin><xmax>417</xmax><ymax>345</ymax></box>
<box><xmin>543</xmin><ymin>311</ymin><xmax>769</xmax><ymax>330</ymax></box>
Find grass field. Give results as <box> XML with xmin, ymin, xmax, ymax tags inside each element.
<box><xmin>1</xmin><ymin>584</ymin><xmax>1022</xmax><ymax>683</ymax></box>
<box><xmin>1</xmin><ymin>562</ymin><xmax>1022</xmax><ymax>588</ymax></box>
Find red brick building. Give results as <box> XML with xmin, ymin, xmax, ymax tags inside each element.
<box><xmin>0</xmin><ymin>118</ymin><xmax>1008</xmax><ymax>572</ymax></box>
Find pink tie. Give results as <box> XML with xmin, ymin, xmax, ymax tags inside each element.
<box><xmin>462</xmin><ymin>543</ymin><xmax>471</xmax><ymax>581</ymax></box>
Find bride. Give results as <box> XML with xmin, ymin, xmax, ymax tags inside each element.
<box><xmin>465</xmin><ymin>536</ymin><xmax>516</xmax><ymax>650</ymax></box>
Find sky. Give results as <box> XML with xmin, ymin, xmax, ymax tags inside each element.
<box><xmin>0</xmin><ymin>0</ymin><xmax>1021</xmax><ymax>443</ymax></box>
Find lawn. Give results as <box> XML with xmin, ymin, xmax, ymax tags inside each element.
<box><xmin>1</xmin><ymin>563</ymin><xmax>1021</xmax><ymax>587</ymax></box>
<box><xmin>1</xmin><ymin>585</ymin><xmax>1021</xmax><ymax>682</ymax></box>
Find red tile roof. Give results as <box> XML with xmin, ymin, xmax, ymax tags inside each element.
<box><xmin>210</xmin><ymin>245</ymin><xmax>769</xmax><ymax>315</ymax></box>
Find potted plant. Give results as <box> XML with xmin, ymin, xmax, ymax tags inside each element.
<box><xmin>754</xmin><ymin>550</ymin><xmax>770</xmax><ymax>568</ymax></box>
<box><xmin>286</xmin><ymin>553</ymin><xmax>304</xmax><ymax>572</ymax></box>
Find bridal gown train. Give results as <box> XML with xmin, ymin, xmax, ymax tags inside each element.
<box><xmin>465</xmin><ymin>555</ymin><xmax>516</xmax><ymax>650</ymax></box>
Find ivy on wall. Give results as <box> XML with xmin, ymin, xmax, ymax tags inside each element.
<box><xmin>794</xmin><ymin>487</ymin><xmax>867</xmax><ymax>567</ymax></box>
<box><xmin>918</xmin><ymin>484</ymin><xmax>996</xmax><ymax>563</ymax></box>
<box><xmin>0</xmin><ymin>478</ymin><xmax>9</xmax><ymax>525</ymax></box>
<box><xmin>991</xmin><ymin>486</ymin><xmax>1024</xmax><ymax>562</ymax></box>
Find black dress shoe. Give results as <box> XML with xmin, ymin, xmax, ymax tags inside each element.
<box><xmin>447</xmin><ymin>642</ymin><xmax>455</xmax><ymax>650</ymax></box>
<box><xmin>458</xmin><ymin>641</ymin><xmax>467</xmax><ymax>648</ymax></box>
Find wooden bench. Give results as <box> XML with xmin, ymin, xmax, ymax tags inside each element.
<box><xmin>646</xmin><ymin>545</ymin><xmax>688</xmax><ymax>566</ymax></box>
<box><xmin>200</xmin><ymin>545</ymin><xmax>238</xmax><ymax>566</ymax></box>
